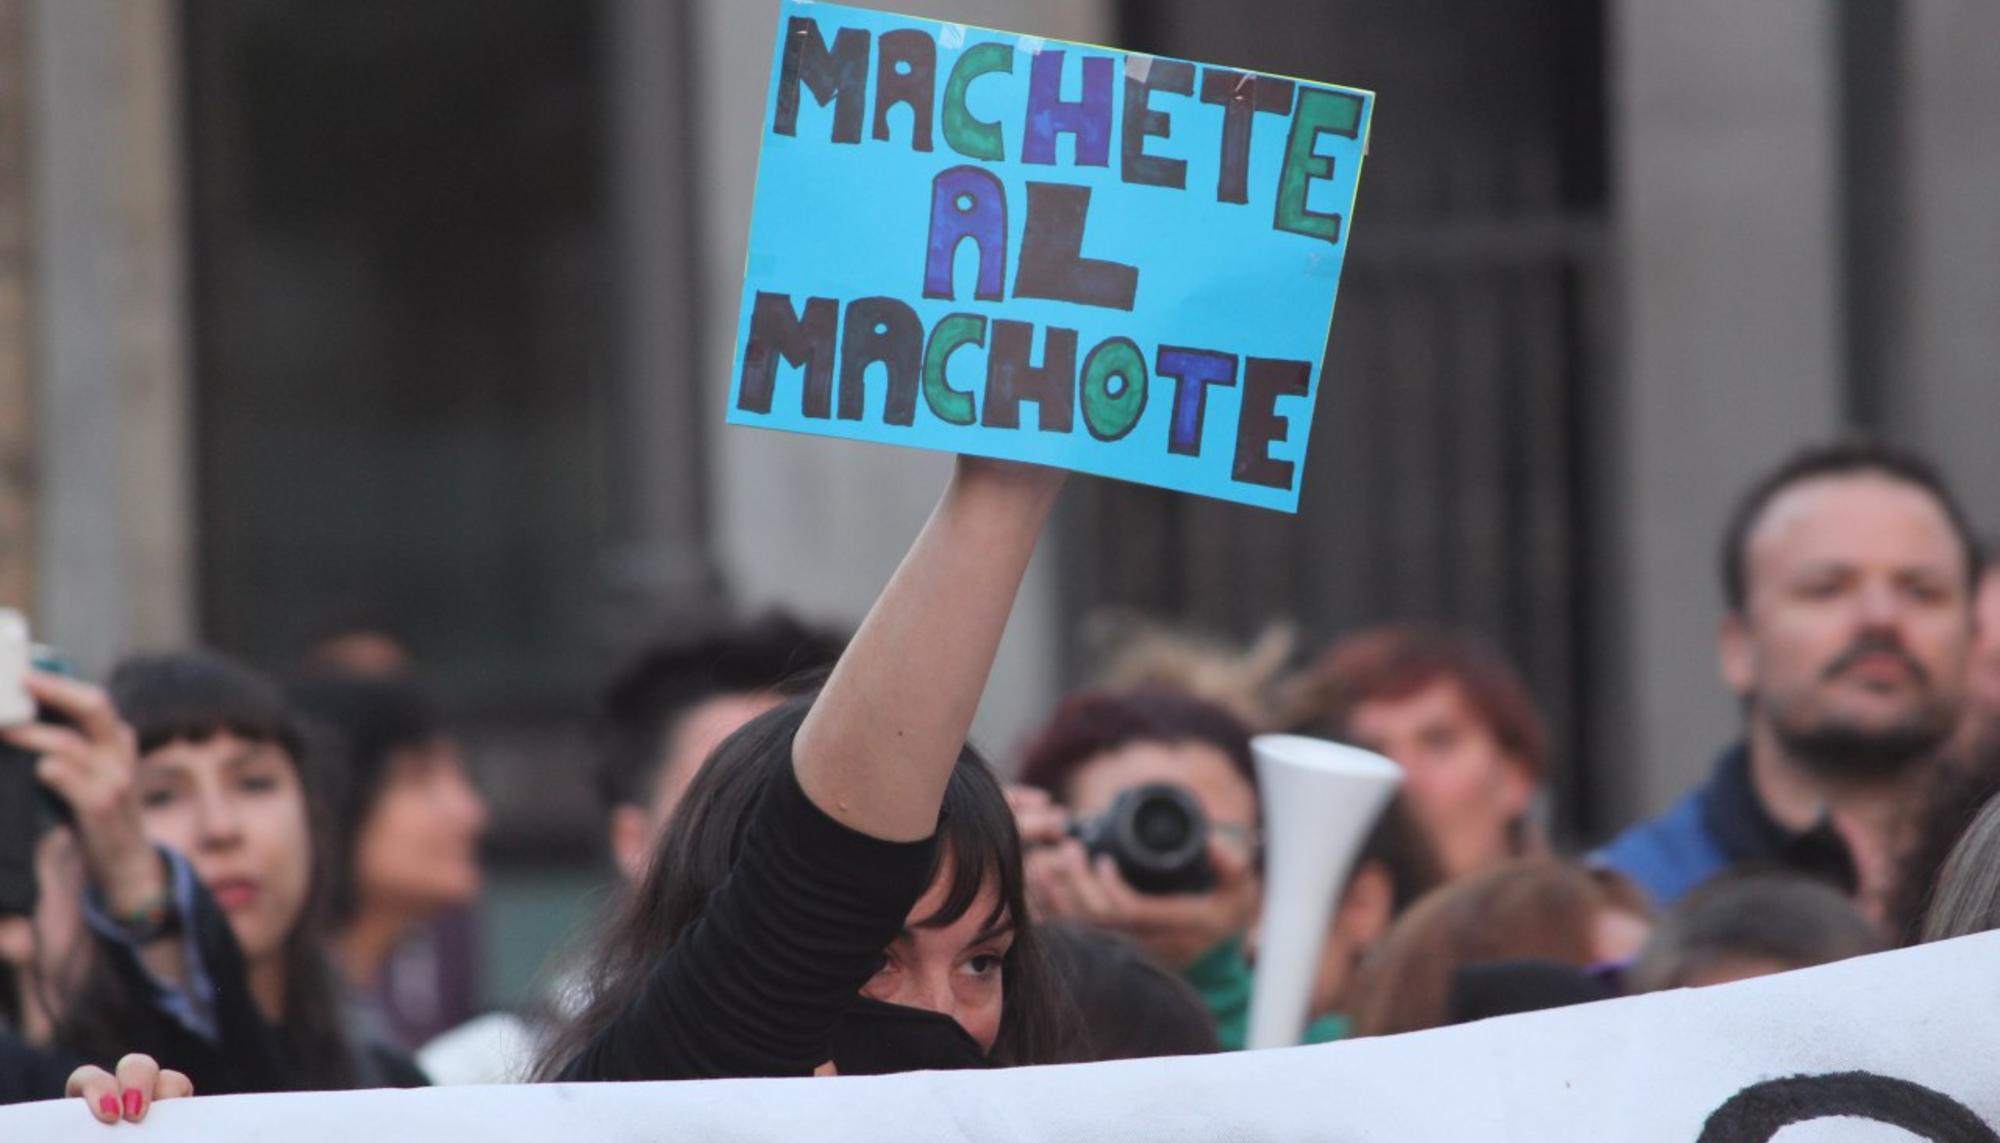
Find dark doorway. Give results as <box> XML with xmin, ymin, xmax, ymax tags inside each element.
<box><xmin>1070</xmin><ymin>0</ymin><xmax>1613</xmax><ymax>839</ymax></box>
<box><xmin>183</xmin><ymin>1</ymin><xmax>612</xmax><ymax>707</ymax></box>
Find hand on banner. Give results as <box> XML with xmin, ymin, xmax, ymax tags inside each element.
<box><xmin>67</xmin><ymin>1054</ymin><xmax>193</xmax><ymax>1125</ymax></box>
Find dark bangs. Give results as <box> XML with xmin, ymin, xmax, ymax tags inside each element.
<box><xmin>109</xmin><ymin>650</ymin><xmax>306</xmax><ymax>762</ymax></box>
<box><xmin>912</xmin><ymin>751</ymin><xmax>1023</xmax><ymax>936</ymax></box>
<box><xmin>906</xmin><ymin>743</ymin><xmax>1074</xmax><ymax>1067</ymax></box>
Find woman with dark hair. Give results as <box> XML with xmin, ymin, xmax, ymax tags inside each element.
<box><xmin>3</xmin><ymin>651</ymin><xmax>416</xmax><ymax>1112</ymax></box>
<box><xmin>540</xmin><ymin>458</ymin><xmax>1070</xmax><ymax>1080</ymax></box>
<box><xmin>286</xmin><ymin>674</ymin><xmax>486</xmax><ymax>1044</ymax></box>
<box><xmin>49</xmin><ymin>650</ymin><xmax>423</xmax><ymax>1090</ymax></box>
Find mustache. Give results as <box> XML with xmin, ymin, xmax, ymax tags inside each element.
<box><xmin>1822</xmin><ymin>636</ymin><xmax>1930</xmax><ymax>686</ymax></box>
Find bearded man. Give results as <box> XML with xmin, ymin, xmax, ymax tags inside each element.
<box><xmin>1599</xmin><ymin>440</ymin><xmax>1979</xmax><ymax>921</ymax></box>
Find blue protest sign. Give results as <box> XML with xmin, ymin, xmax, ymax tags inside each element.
<box><xmin>727</xmin><ymin>1</ymin><xmax>1373</xmax><ymax>511</ymax></box>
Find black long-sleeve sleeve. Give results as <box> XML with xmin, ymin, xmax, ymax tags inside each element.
<box><xmin>557</xmin><ymin>760</ymin><xmax>938</xmax><ymax>1082</ymax></box>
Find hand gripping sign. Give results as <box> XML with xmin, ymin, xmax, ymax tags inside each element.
<box><xmin>9</xmin><ymin>932</ymin><xmax>2000</xmax><ymax>1141</ymax></box>
<box><xmin>728</xmin><ymin>2</ymin><xmax>1373</xmax><ymax>512</ymax></box>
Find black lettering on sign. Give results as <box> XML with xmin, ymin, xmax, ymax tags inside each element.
<box><xmin>982</xmin><ymin>320</ymin><xmax>1076</xmax><ymax>433</ymax></box>
<box><xmin>1698</xmin><ymin>1072</ymin><xmax>1998</xmax><ymax>1143</ymax></box>
<box><xmin>739</xmin><ymin>292</ymin><xmax>839</xmax><ymax>418</ymax></box>
<box><xmin>1232</xmin><ymin>357</ymin><xmax>1310</xmax><ymax>490</ymax></box>
<box><xmin>840</xmin><ymin>297</ymin><xmax>923</xmax><ymax>425</ymax></box>
<box><xmin>873</xmin><ymin>29</ymin><xmax>937</xmax><ymax>152</ymax></box>
<box><xmin>1014</xmin><ymin>182</ymin><xmax>1138</xmax><ymax>312</ymax></box>
<box><xmin>1198</xmin><ymin>68</ymin><xmax>1295</xmax><ymax>205</ymax></box>
<box><xmin>773</xmin><ymin>17</ymin><xmax>869</xmax><ymax>144</ymax></box>
<box><xmin>1121</xmin><ymin>58</ymin><xmax>1195</xmax><ymax>190</ymax></box>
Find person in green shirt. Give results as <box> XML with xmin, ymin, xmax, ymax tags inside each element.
<box><xmin>1011</xmin><ymin>687</ymin><xmax>1439</xmax><ymax>1049</ymax></box>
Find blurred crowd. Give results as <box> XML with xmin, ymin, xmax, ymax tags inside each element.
<box><xmin>6</xmin><ymin>435</ymin><xmax>2000</xmax><ymax>1122</ymax></box>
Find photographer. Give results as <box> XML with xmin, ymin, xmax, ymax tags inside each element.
<box><xmin>1011</xmin><ymin>688</ymin><xmax>1263</xmax><ymax>1047</ymax></box>
<box><xmin>1013</xmin><ymin>686</ymin><xmax>1441</xmax><ymax>1048</ymax></box>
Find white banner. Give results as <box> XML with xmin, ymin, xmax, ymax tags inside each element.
<box><xmin>8</xmin><ymin>931</ymin><xmax>1999</xmax><ymax>1142</ymax></box>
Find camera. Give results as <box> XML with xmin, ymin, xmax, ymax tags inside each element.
<box><xmin>1</xmin><ymin>608</ymin><xmax>78</xmax><ymax>918</ymax></box>
<box><xmin>1069</xmin><ymin>782</ymin><xmax>1214</xmax><ymax>895</ymax></box>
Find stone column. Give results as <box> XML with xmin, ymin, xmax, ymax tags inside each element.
<box><xmin>597</xmin><ymin>0</ymin><xmax>724</xmax><ymax>646</ymax></box>
<box><xmin>1896</xmin><ymin>3</ymin><xmax>2000</xmax><ymax>530</ymax></box>
<box><xmin>28</xmin><ymin>0</ymin><xmax>193</xmax><ymax>669</ymax></box>
<box><xmin>1604</xmin><ymin>0</ymin><xmax>1844</xmax><ymax>822</ymax></box>
<box><xmin>0</xmin><ymin>0</ymin><xmax>33</xmax><ymax>614</ymax></box>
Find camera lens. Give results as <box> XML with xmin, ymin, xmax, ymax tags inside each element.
<box><xmin>1132</xmin><ymin>797</ymin><xmax>1193</xmax><ymax>852</ymax></box>
<box><xmin>1075</xmin><ymin>782</ymin><xmax>1213</xmax><ymax>896</ymax></box>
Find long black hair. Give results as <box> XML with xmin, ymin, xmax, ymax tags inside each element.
<box><xmin>285</xmin><ymin>672</ymin><xmax>446</xmax><ymax>929</ymax></box>
<box><xmin>539</xmin><ymin>695</ymin><xmax>1070</xmax><ymax>1078</ymax></box>
<box><xmin>1038</xmin><ymin>922</ymin><xmax>1217</xmax><ymax>1061</ymax></box>
<box><xmin>57</xmin><ymin>650</ymin><xmax>359</xmax><ymax>1089</ymax></box>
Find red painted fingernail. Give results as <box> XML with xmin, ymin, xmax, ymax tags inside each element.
<box><xmin>124</xmin><ymin>1088</ymin><xmax>143</xmax><ymax>1117</ymax></box>
<box><xmin>98</xmin><ymin>1094</ymin><xmax>118</xmax><ymax>1119</ymax></box>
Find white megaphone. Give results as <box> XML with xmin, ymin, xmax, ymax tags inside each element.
<box><xmin>1244</xmin><ymin>733</ymin><xmax>1402</xmax><ymax>1050</ymax></box>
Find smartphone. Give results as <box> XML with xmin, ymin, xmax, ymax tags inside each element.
<box><xmin>1</xmin><ymin>609</ymin><xmax>40</xmax><ymax>916</ymax></box>
<box><xmin>0</xmin><ymin>609</ymin><xmax>79</xmax><ymax>917</ymax></box>
<box><xmin>0</xmin><ymin>608</ymin><xmax>30</xmax><ymax>727</ymax></box>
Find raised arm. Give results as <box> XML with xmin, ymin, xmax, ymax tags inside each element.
<box><xmin>548</xmin><ymin>457</ymin><xmax>1066</xmax><ymax>1083</ymax></box>
<box><xmin>793</xmin><ymin>456</ymin><xmax>1065</xmax><ymax>842</ymax></box>
<box><xmin>3</xmin><ymin>674</ymin><xmax>186</xmax><ymax>989</ymax></box>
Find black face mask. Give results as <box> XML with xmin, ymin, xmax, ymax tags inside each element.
<box><xmin>825</xmin><ymin>997</ymin><xmax>992</xmax><ymax>1076</ymax></box>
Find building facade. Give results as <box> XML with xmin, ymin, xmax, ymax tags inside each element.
<box><xmin>4</xmin><ymin>0</ymin><xmax>1999</xmax><ymax>866</ymax></box>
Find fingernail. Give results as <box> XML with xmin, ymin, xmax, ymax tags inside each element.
<box><xmin>98</xmin><ymin>1094</ymin><xmax>118</xmax><ymax>1120</ymax></box>
<box><xmin>124</xmin><ymin>1088</ymin><xmax>143</xmax><ymax>1117</ymax></box>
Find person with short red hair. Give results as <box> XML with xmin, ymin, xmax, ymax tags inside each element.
<box><xmin>1286</xmin><ymin>624</ymin><xmax>1547</xmax><ymax>879</ymax></box>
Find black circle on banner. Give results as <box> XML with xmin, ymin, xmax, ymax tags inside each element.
<box><xmin>1697</xmin><ymin>1073</ymin><xmax>1997</xmax><ymax>1143</ymax></box>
